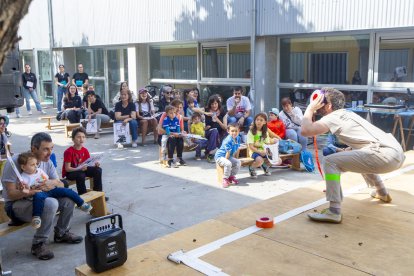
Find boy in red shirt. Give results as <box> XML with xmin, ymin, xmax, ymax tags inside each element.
<box><xmin>62</xmin><ymin>127</ymin><xmax>107</xmax><ymax>200</ymax></box>
<box><xmin>267</xmin><ymin>108</ymin><xmax>286</xmax><ymax>139</ymax></box>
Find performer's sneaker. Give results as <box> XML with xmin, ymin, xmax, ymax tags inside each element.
<box><xmin>370</xmin><ymin>190</ymin><xmax>392</xmax><ymax>203</ymax></box>
<box><xmin>307</xmin><ymin>208</ymin><xmax>342</xmax><ymax>223</ymax></box>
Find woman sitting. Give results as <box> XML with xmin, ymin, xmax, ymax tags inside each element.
<box><xmin>203</xmin><ymin>95</ymin><xmax>227</xmax><ymax>162</ymax></box>
<box><xmin>135</xmin><ymin>88</ymin><xmax>158</xmax><ymax>146</ymax></box>
<box><xmin>279</xmin><ymin>97</ymin><xmax>307</xmax><ymax>151</ymax></box>
<box><xmin>62</xmin><ymin>84</ymin><xmax>83</xmax><ymax>123</ymax></box>
<box><xmin>114</xmin><ymin>89</ymin><xmax>139</xmax><ymax>148</ymax></box>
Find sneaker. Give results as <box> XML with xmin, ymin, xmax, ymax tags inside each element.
<box><xmin>132</xmin><ymin>142</ymin><xmax>138</xmax><ymax>148</ymax></box>
<box><xmin>31</xmin><ymin>216</ymin><xmax>41</xmax><ymax>229</ymax></box>
<box><xmin>370</xmin><ymin>190</ymin><xmax>392</xmax><ymax>203</ymax></box>
<box><xmin>262</xmin><ymin>164</ymin><xmax>271</xmax><ymax>176</ymax></box>
<box><xmin>117</xmin><ymin>142</ymin><xmax>124</xmax><ymax>149</ymax></box>
<box><xmin>28</xmin><ymin>111</ymin><xmax>33</xmax><ymax>115</ymax></box>
<box><xmin>222</xmin><ymin>178</ymin><xmax>231</xmax><ymax>188</ymax></box>
<box><xmin>54</xmin><ymin>231</ymin><xmax>83</xmax><ymax>244</ymax></box>
<box><xmin>206</xmin><ymin>154</ymin><xmax>215</xmax><ymax>163</ymax></box>
<box><xmin>80</xmin><ymin>203</ymin><xmax>93</xmax><ymax>213</ymax></box>
<box><xmin>167</xmin><ymin>160</ymin><xmax>178</xmax><ymax>168</ymax></box>
<box><xmin>307</xmin><ymin>208</ymin><xmax>342</xmax><ymax>223</ymax></box>
<box><xmin>94</xmin><ymin>133</ymin><xmax>100</xmax><ymax>139</ymax></box>
<box><xmin>16</xmin><ymin>114</ymin><xmax>22</xmax><ymax>118</ymax></box>
<box><xmin>195</xmin><ymin>155</ymin><xmax>201</xmax><ymax>161</ymax></box>
<box><xmin>178</xmin><ymin>158</ymin><xmax>187</xmax><ymax>166</ymax></box>
<box><xmin>228</xmin><ymin>175</ymin><xmax>239</xmax><ymax>185</ymax></box>
<box><xmin>249</xmin><ymin>166</ymin><xmax>258</xmax><ymax>179</ymax></box>
<box><xmin>41</xmin><ymin>110</ymin><xmax>47</xmax><ymax>114</ymax></box>
<box><xmin>31</xmin><ymin>242</ymin><xmax>54</xmax><ymax>260</ymax></box>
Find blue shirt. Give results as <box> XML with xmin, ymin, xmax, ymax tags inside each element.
<box><xmin>215</xmin><ymin>134</ymin><xmax>241</xmax><ymax>160</ymax></box>
<box><xmin>162</xmin><ymin>116</ymin><xmax>181</xmax><ymax>135</ymax></box>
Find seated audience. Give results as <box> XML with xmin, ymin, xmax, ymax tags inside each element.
<box><xmin>279</xmin><ymin>97</ymin><xmax>307</xmax><ymax>151</ymax></box>
<box><xmin>136</xmin><ymin>88</ymin><xmax>158</xmax><ymax>146</ymax></box>
<box><xmin>62</xmin><ymin>84</ymin><xmax>83</xmax><ymax>123</ymax></box>
<box><xmin>114</xmin><ymin>89</ymin><xmax>139</xmax><ymax>147</ymax></box>
<box><xmin>226</xmin><ymin>86</ymin><xmax>253</xmax><ymax>133</ymax></box>
<box><xmin>267</xmin><ymin>108</ymin><xmax>286</xmax><ymax>139</ymax></box>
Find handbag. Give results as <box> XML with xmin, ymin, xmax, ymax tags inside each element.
<box><xmin>278</xmin><ymin>139</ymin><xmax>302</xmax><ymax>154</ymax></box>
<box><xmin>263</xmin><ymin>142</ymin><xmax>280</xmax><ymax>165</ymax></box>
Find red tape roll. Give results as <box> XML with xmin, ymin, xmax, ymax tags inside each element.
<box><xmin>256</xmin><ymin>216</ymin><xmax>274</xmax><ymax>228</ymax></box>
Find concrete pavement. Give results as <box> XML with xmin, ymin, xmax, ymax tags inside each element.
<box><xmin>0</xmin><ymin>105</ymin><xmax>325</xmax><ymax>276</ymax></box>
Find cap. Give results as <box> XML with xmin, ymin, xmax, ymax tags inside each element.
<box><xmin>139</xmin><ymin>88</ymin><xmax>148</xmax><ymax>94</ymax></box>
<box><xmin>269</xmin><ymin>108</ymin><xmax>279</xmax><ymax>115</ymax></box>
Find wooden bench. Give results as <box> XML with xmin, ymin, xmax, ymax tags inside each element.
<box><xmin>216</xmin><ymin>153</ymin><xmax>301</xmax><ymax>184</ymax></box>
<box><xmin>64</xmin><ymin>177</ymin><xmax>94</xmax><ymax>191</ymax></box>
<box><xmin>0</xmin><ymin>190</ymin><xmax>107</xmax><ymax>237</ymax></box>
<box><xmin>40</xmin><ymin>116</ymin><xmax>65</xmax><ymax>130</ymax></box>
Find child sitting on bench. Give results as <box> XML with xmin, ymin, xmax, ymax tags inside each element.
<box><xmin>18</xmin><ymin>152</ymin><xmax>92</xmax><ymax>229</ymax></box>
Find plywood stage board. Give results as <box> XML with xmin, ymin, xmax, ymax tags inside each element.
<box><xmin>76</xmin><ymin>151</ymin><xmax>414</xmax><ymax>275</ymax></box>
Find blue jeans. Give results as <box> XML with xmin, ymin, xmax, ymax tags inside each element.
<box><xmin>227</xmin><ymin>116</ymin><xmax>253</xmax><ymax>132</ymax></box>
<box><xmin>32</xmin><ymin>187</ymin><xmax>84</xmax><ymax>217</ymax></box>
<box><xmin>205</xmin><ymin>128</ymin><xmax>220</xmax><ymax>153</ymax></box>
<box><xmin>57</xmin><ymin>86</ymin><xmax>66</xmax><ymax>112</ymax></box>
<box><xmin>128</xmin><ymin>119</ymin><xmax>139</xmax><ymax>141</ymax></box>
<box><xmin>20</xmin><ymin>88</ymin><xmax>43</xmax><ymax>112</ymax></box>
<box><xmin>285</xmin><ymin>128</ymin><xmax>307</xmax><ymax>151</ymax></box>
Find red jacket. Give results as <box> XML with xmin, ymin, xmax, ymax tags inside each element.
<box><xmin>267</xmin><ymin>119</ymin><xmax>286</xmax><ymax>139</ymax></box>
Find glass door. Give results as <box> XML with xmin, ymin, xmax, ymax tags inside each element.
<box><xmin>107</xmin><ymin>49</ymin><xmax>128</xmax><ymax>107</ymax></box>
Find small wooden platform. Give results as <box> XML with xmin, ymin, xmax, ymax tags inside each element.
<box><xmin>76</xmin><ymin>151</ymin><xmax>414</xmax><ymax>275</ymax></box>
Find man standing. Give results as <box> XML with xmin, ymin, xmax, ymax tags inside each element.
<box><xmin>16</xmin><ymin>64</ymin><xmax>47</xmax><ymax>118</ymax></box>
<box><xmin>301</xmin><ymin>88</ymin><xmax>405</xmax><ymax>223</ymax></box>
<box><xmin>1</xmin><ymin>132</ymin><xmax>83</xmax><ymax>260</ymax></box>
<box><xmin>72</xmin><ymin>63</ymin><xmax>89</xmax><ymax>94</ymax></box>
<box><xmin>226</xmin><ymin>86</ymin><xmax>253</xmax><ymax>132</ymax></box>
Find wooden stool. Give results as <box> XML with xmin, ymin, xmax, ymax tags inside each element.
<box><xmin>65</xmin><ymin>123</ymin><xmax>81</xmax><ymax>138</ymax></box>
<box><xmin>40</xmin><ymin>116</ymin><xmax>64</xmax><ymax>130</ymax></box>
<box><xmin>216</xmin><ymin>164</ymin><xmax>224</xmax><ymax>184</ymax></box>
<box><xmin>80</xmin><ymin>191</ymin><xmax>108</xmax><ymax>217</ymax></box>
<box><xmin>405</xmin><ymin>116</ymin><xmax>414</xmax><ymax>150</ymax></box>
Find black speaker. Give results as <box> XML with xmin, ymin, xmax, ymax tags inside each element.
<box><xmin>85</xmin><ymin>214</ymin><xmax>127</xmax><ymax>273</ymax></box>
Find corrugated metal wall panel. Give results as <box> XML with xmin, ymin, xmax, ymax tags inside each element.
<box><xmin>20</xmin><ymin>0</ymin><xmax>414</xmax><ymax>49</ymax></box>
<box><xmin>258</xmin><ymin>0</ymin><xmax>414</xmax><ymax>36</ymax></box>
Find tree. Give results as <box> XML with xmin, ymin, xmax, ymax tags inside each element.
<box><xmin>0</xmin><ymin>0</ymin><xmax>32</xmax><ymax>74</ymax></box>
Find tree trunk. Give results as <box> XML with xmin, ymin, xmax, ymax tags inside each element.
<box><xmin>0</xmin><ymin>0</ymin><xmax>32</xmax><ymax>74</ymax></box>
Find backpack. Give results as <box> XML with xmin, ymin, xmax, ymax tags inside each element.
<box><xmin>278</xmin><ymin>139</ymin><xmax>302</xmax><ymax>154</ymax></box>
<box><xmin>300</xmin><ymin>150</ymin><xmax>315</xmax><ymax>172</ymax></box>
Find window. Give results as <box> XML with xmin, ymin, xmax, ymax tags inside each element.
<box><xmin>202</xmin><ymin>42</ymin><xmax>250</xmax><ymax>79</ymax></box>
<box><xmin>150</xmin><ymin>44</ymin><xmax>197</xmax><ymax>80</ymax></box>
<box><xmin>75</xmin><ymin>48</ymin><xmax>104</xmax><ymax>77</ymax></box>
<box><xmin>378</xmin><ymin>38</ymin><xmax>414</xmax><ymax>82</ymax></box>
<box><xmin>280</xmin><ymin>35</ymin><xmax>369</xmax><ymax>85</ymax></box>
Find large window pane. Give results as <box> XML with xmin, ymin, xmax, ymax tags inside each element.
<box><xmin>202</xmin><ymin>46</ymin><xmax>227</xmax><ymax>78</ymax></box>
<box><xmin>229</xmin><ymin>43</ymin><xmax>251</xmax><ymax>78</ymax></box>
<box><xmin>37</xmin><ymin>50</ymin><xmax>53</xmax><ymax>103</ymax></box>
<box><xmin>108</xmin><ymin>49</ymin><xmax>128</xmax><ymax>106</ymax></box>
<box><xmin>378</xmin><ymin>38</ymin><xmax>414</xmax><ymax>82</ymax></box>
<box><xmin>150</xmin><ymin>45</ymin><xmax>197</xmax><ymax>79</ymax></box>
<box><xmin>280</xmin><ymin>35</ymin><xmax>369</xmax><ymax>85</ymax></box>
<box><xmin>75</xmin><ymin>48</ymin><xmax>104</xmax><ymax>77</ymax></box>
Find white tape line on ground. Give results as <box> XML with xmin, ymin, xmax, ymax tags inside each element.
<box><xmin>171</xmin><ymin>164</ymin><xmax>414</xmax><ymax>274</ymax></box>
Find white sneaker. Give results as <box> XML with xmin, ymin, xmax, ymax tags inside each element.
<box><xmin>16</xmin><ymin>114</ymin><xmax>22</xmax><ymax>118</ymax></box>
<box><xmin>307</xmin><ymin>208</ymin><xmax>342</xmax><ymax>223</ymax></box>
<box><xmin>28</xmin><ymin>111</ymin><xmax>33</xmax><ymax>115</ymax></box>
<box><xmin>116</xmin><ymin>142</ymin><xmax>124</xmax><ymax>149</ymax></box>
<box><xmin>132</xmin><ymin>143</ymin><xmax>138</xmax><ymax>148</ymax></box>
<box><xmin>41</xmin><ymin>110</ymin><xmax>47</xmax><ymax>114</ymax></box>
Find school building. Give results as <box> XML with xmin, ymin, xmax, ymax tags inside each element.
<box><xmin>18</xmin><ymin>0</ymin><xmax>414</xmax><ymax>112</ymax></box>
